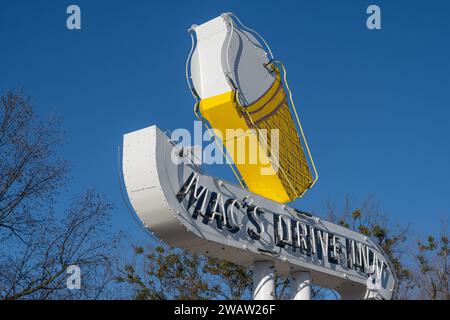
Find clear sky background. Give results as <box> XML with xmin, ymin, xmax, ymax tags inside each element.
<box><xmin>1</xmin><ymin>0</ymin><xmax>449</xmax><ymax>244</ymax></box>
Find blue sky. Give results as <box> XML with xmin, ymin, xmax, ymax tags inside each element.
<box><xmin>1</xmin><ymin>0</ymin><xmax>449</xmax><ymax>242</ymax></box>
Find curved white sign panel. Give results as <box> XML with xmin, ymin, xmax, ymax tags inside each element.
<box><xmin>122</xmin><ymin>125</ymin><xmax>397</xmax><ymax>300</ymax></box>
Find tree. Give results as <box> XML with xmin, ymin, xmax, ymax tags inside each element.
<box><xmin>117</xmin><ymin>246</ymin><xmax>339</xmax><ymax>300</ymax></box>
<box><xmin>326</xmin><ymin>196</ymin><xmax>413</xmax><ymax>299</ymax></box>
<box><xmin>414</xmin><ymin>224</ymin><xmax>449</xmax><ymax>299</ymax></box>
<box><xmin>116</xmin><ymin>245</ymin><xmax>253</xmax><ymax>300</ymax></box>
<box><xmin>0</xmin><ymin>90</ymin><xmax>67</xmax><ymax>241</ymax></box>
<box><xmin>0</xmin><ymin>90</ymin><xmax>117</xmax><ymax>299</ymax></box>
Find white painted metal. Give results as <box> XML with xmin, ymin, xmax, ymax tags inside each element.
<box><xmin>190</xmin><ymin>16</ymin><xmax>231</xmax><ymax>99</ymax></box>
<box><xmin>290</xmin><ymin>271</ymin><xmax>311</xmax><ymax>300</ymax></box>
<box><xmin>252</xmin><ymin>261</ymin><xmax>275</xmax><ymax>300</ymax></box>
<box><xmin>336</xmin><ymin>282</ymin><xmax>367</xmax><ymax>300</ymax></box>
<box><xmin>122</xmin><ymin>126</ymin><xmax>196</xmax><ymax>247</ymax></box>
<box><xmin>189</xmin><ymin>14</ymin><xmax>275</xmax><ymax>105</ymax></box>
<box><xmin>123</xmin><ymin>126</ymin><xmax>170</xmax><ymax>228</ymax></box>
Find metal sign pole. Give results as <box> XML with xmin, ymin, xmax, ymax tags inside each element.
<box><xmin>252</xmin><ymin>261</ymin><xmax>275</xmax><ymax>300</ymax></box>
<box><xmin>290</xmin><ymin>271</ymin><xmax>311</xmax><ymax>300</ymax></box>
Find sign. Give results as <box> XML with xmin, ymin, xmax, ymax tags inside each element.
<box><xmin>122</xmin><ymin>125</ymin><xmax>397</xmax><ymax>299</ymax></box>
